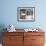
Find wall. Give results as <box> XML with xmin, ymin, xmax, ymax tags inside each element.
<box><xmin>0</xmin><ymin>0</ymin><xmax>46</xmax><ymax>30</ymax></box>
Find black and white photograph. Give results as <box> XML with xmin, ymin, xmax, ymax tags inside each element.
<box><xmin>17</xmin><ymin>7</ymin><xmax>35</xmax><ymax>22</ymax></box>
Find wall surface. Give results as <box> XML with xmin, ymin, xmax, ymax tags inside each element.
<box><xmin>0</xmin><ymin>0</ymin><xmax>46</xmax><ymax>31</ymax></box>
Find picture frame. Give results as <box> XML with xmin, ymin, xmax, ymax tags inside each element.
<box><xmin>17</xmin><ymin>7</ymin><xmax>35</xmax><ymax>22</ymax></box>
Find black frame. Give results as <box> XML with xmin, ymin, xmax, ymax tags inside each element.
<box><xmin>17</xmin><ymin>7</ymin><xmax>35</xmax><ymax>22</ymax></box>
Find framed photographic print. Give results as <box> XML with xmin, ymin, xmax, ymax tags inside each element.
<box><xmin>17</xmin><ymin>7</ymin><xmax>35</xmax><ymax>22</ymax></box>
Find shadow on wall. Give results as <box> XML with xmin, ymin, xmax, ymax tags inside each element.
<box><xmin>0</xmin><ymin>24</ymin><xmax>7</xmax><ymax>43</ymax></box>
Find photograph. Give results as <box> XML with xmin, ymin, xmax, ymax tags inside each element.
<box><xmin>17</xmin><ymin>7</ymin><xmax>35</xmax><ymax>22</ymax></box>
